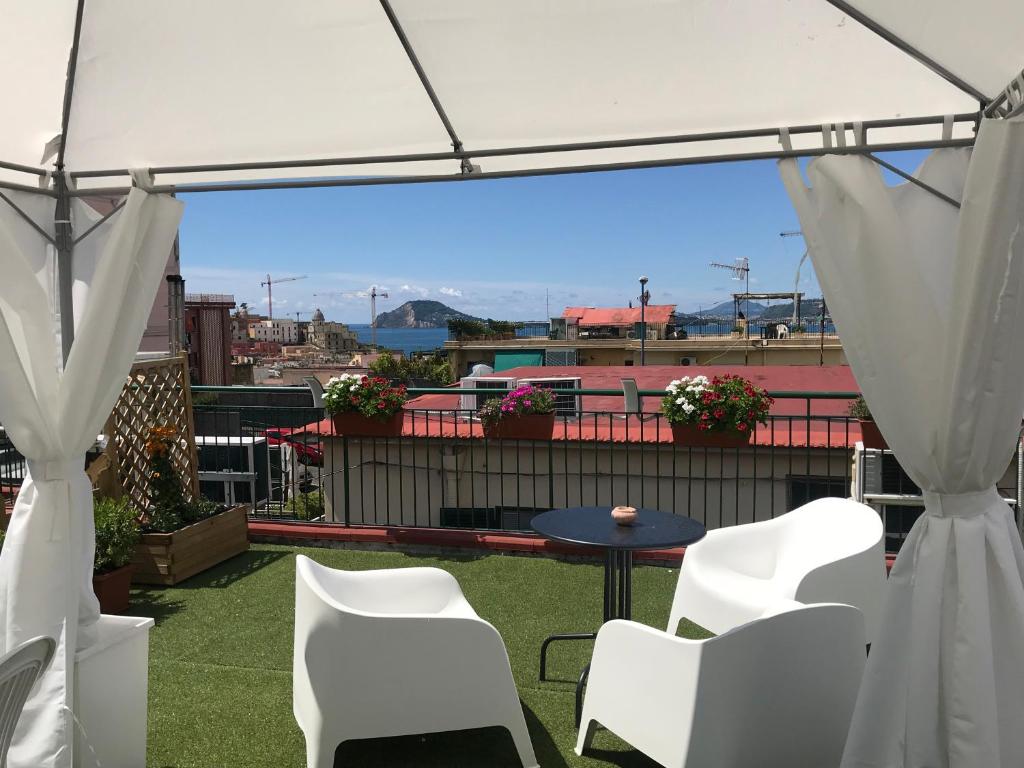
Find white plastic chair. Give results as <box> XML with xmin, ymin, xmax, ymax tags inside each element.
<box><xmin>668</xmin><ymin>497</ymin><xmax>885</xmax><ymax>642</ymax></box>
<box><xmin>0</xmin><ymin>635</ymin><xmax>56</xmax><ymax>766</ymax></box>
<box><xmin>293</xmin><ymin>555</ymin><xmax>538</xmax><ymax>768</ymax></box>
<box><xmin>577</xmin><ymin>603</ymin><xmax>866</xmax><ymax>768</ymax></box>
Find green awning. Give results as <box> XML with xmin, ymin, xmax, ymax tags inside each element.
<box><xmin>493</xmin><ymin>350</ymin><xmax>544</xmax><ymax>372</ymax></box>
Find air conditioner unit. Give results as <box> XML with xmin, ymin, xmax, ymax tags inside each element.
<box><xmin>458</xmin><ymin>376</ymin><xmax>516</xmax><ymax>415</ymax></box>
<box><xmin>544</xmin><ymin>349</ymin><xmax>578</xmax><ymax>367</ymax></box>
<box><xmin>680</xmin><ymin>356</ymin><xmax>697</xmax><ymax>366</ymax></box>
<box><xmin>516</xmin><ymin>376</ymin><xmax>582</xmax><ymax>417</ymax></box>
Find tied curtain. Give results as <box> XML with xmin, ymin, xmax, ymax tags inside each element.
<box><xmin>0</xmin><ymin>185</ymin><xmax>182</xmax><ymax>768</ymax></box>
<box><xmin>780</xmin><ymin>116</ymin><xmax>1024</xmax><ymax>767</ymax></box>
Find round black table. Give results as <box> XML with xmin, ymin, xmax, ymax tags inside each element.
<box><xmin>531</xmin><ymin>507</ymin><xmax>706</xmax><ymax>724</ymax></box>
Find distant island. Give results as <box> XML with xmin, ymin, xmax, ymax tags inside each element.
<box><xmin>374</xmin><ymin>300</ymin><xmax>483</xmax><ymax>329</ymax></box>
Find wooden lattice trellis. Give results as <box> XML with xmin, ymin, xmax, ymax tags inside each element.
<box><xmin>105</xmin><ymin>353</ymin><xmax>200</xmax><ymax>510</ymax></box>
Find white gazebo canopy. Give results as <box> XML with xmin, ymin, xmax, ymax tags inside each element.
<box><xmin>1</xmin><ymin>0</ymin><xmax>1021</xmax><ymax>194</ymax></box>
<box><xmin>1</xmin><ymin>4</ymin><xmax>1024</xmax><ymax>768</ymax></box>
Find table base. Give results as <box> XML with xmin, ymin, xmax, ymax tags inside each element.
<box><xmin>537</xmin><ymin>549</ymin><xmax>633</xmax><ymax>726</ymax></box>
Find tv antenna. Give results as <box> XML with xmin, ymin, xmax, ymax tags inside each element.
<box><xmin>780</xmin><ymin>231</ymin><xmax>808</xmax><ymax>324</ymax></box>
<box><xmin>710</xmin><ymin>257</ymin><xmax>750</xmax><ymax>318</ymax></box>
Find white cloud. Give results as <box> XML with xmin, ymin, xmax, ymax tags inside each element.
<box><xmin>439</xmin><ymin>286</ymin><xmax>462</xmax><ymax>297</ymax></box>
<box><xmin>399</xmin><ymin>284</ymin><xmax>429</xmax><ymax>297</ymax></box>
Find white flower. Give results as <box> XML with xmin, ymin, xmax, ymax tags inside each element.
<box><xmin>676</xmin><ymin>396</ymin><xmax>686</xmax><ymax>404</ymax></box>
<box><xmin>681</xmin><ymin>401</ymin><xmax>696</xmax><ymax>414</ymax></box>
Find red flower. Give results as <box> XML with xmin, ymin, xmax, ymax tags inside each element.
<box><xmin>747</xmin><ymin>410</ymin><xmax>755</xmax><ymax>418</ymax></box>
<box><xmin>713</xmin><ymin>409</ymin><xmax>725</xmax><ymax>419</ymax></box>
<box><xmin>700</xmin><ymin>412</ymin><xmax>709</xmax><ymax>420</ymax></box>
<box><xmin>350</xmin><ymin>396</ymin><xmax>359</xmax><ymax>404</ymax></box>
<box><xmin>376</xmin><ymin>401</ymin><xmax>385</xmax><ymax>409</ymax></box>
<box><xmin>698</xmin><ymin>423</ymin><xmax>709</xmax><ymax>431</ymax></box>
<box><xmin>737</xmin><ymin>422</ymin><xmax>748</xmax><ymax>431</ymax></box>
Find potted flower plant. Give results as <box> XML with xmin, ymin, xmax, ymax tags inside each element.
<box><xmin>93</xmin><ymin>496</ymin><xmax>141</xmax><ymax>614</ymax></box>
<box><xmin>662</xmin><ymin>374</ymin><xmax>772</xmax><ymax>447</ymax></box>
<box><xmin>848</xmin><ymin>395</ymin><xmax>887</xmax><ymax>449</ymax></box>
<box><xmin>324</xmin><ymin>373</ymin><xmax>408</xmax><ymax>437</ymax></box>
<box><xmin>479</xmin><ymin>384</ymin><xmax>556</xmax><ymax>440</ymax></box>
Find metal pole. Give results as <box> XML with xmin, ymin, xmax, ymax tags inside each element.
<box><xmin>65</xmin><ymin>137</ymin><xmax>976</xmax><ymax>198</ymax></box>
<box><xmin>54</xmin><ymin>172</ymin><xmax>75</xmax><ymax>363</ymax></box>
<box><xmin>53</xmin><ymin>0</ymin><xmax>87</xmax><ymax>366</ymax></box>
<box><xmin>820</xmin><ymin>0</ymin><xmax>989</xmax><ymax>103</ymax></box>
<box><xmin>639</xmin><ymin>276</ymin><xmax>648</xmax><ymax>366</ymax></box>
<box><xmin>67</xmin><ymin>112</ymin><xmax>979</xmax><ymax>181</ymax></box>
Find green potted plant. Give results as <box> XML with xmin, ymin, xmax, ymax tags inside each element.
<box><xmin>848</xmin><ymin>395</ymin><xmax>887</xmax><ymax>449</ymax></box>
<box><xmin>324</xmin><ymin>374</ymin><xmax>408</xmax><ymax>437</ymax></box>
<box><xmin>93</xmin><ymin>496</ymin><xmax>141</xmax><ymax>613</ymax></box>
<box><xmin>133</xmin><ymin>425</ymin><xmax>249</xmax><ymax>585</ymax></box>
<box><xmin>479</xmin><ymin>384</ymin><xmax>556</xmax><ymax>440</ymax></box>
<box><xmin>662</xmin><ymin>374</ymin><xmax>772</xmax><ymax>447</ymax></box>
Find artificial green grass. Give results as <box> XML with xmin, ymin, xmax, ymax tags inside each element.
<box><xmin>135</xmin><ymin>544</ymin><xmax>712</xmax><ymax>768</ymax></box>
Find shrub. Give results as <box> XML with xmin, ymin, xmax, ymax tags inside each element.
<box><xmin>370</xmin><ymin>351</ymin><xmax>453</xmax><ymax>387</ymax></box>
<box><xmin>479</xmin><ymin>384</ymin><xmax>555</xmax><ymax>429</ymax></box>
<box><xmin>848</xmin><ymin>395</ymin><xmax>873</xmax><ymax>420</ymax></box>
<box><xmin>146</xmin><ymin>425</ymin><xmax>189</xmax><ymax>533</ymax></box>
<box><xmin>661</xmin><ymin>374</ymin><xmax>772</xmax><ymax>434</ymax></box>
<box><xmin>94</xmin><ymin>496</ymin><xmax>141</xmax><ymax>574</ymax></box>
<box><xmin>323</xmin><ymin>374</ymin><xmax>408</xmax><ymax>420</ymax></box>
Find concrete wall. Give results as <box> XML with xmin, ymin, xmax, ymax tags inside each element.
<box><xmin>322</xmin><ymin>436</ymin><xmax>852</xmax><ymax>531</ymax></box>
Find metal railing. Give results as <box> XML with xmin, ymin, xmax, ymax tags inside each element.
<box><xmin>4</xmin><ymin>386</ymin><xmax>1015</xmax><ymax>553</ymax></box>
<box><xmin>187</xmin><ymin>387</ymin><xmax>871</xmax><ymax>536</ymax></box>
<box><xmin>677</xmin><ymin>318</ymin><xmax>839</xmax><ymax>339</ymax></box>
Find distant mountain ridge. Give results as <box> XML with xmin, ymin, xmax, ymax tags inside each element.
<box><xmin>375</xmin><ymin>300</ymin><xmax>482</xmax><ymax>328</ymax></box>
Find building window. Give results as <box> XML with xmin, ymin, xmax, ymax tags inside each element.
<box><xmin>786</xmin><ymin>474</ymin><xmax>850</xmax><ymax>510</ymax></box>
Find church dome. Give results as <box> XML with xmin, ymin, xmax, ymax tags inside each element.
<box><xmin>311</xmin><ymin>308</ymin><xmax>325</xmax><ymax>323</ymax></box>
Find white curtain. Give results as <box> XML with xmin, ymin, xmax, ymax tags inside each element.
<box><xmin>779</xmin><ymin>116</ymin><xmax>1024</xmax><ymax>767</ymax></box>
<box><xmin>0</xmin><ymin>186</ymin><xmax>183</xmax><ymax>768</ymax></box>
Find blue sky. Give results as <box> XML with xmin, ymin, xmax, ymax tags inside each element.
<box><xmin>178</xmin><ymin>151</ymin><xmax>927</xmax><ymax>323</ymax></box>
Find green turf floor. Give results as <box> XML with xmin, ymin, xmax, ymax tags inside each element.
<box><xmin>134</xmin><ymin>543</ymin><xmax>711</xmax><ymax>768</ymax></box>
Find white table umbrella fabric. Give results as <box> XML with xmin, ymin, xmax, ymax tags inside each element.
<box><xmin>779</xmin><ymin>116</ymin><xmax>1024</xmax><ymax>768</ymax></box>
<box><xmin>0</xmin><ymin>186</ymin><xmax>182</xmax><ymax>768</ymax></box>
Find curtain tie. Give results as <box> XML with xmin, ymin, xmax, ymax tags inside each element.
<box><xmin>26</xmin><ymin>459</ymin><xmax>78</xmax><ymax>482</ymax></box>
<box><xmin>922</xmin><ymin>488</ymin><xmax>1004</xmax><ymax>519</ymax></box>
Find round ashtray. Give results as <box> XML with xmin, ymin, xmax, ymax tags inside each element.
<box><xmin>611</xmin><ymin>505</ymin><xmax>637</xmax><ymax>526</ymax></box>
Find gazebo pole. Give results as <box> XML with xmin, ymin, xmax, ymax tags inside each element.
<box><xmin>54</xmin><ymin>171</ymin><xmax>75</xmax><ymax>364</ymax></box>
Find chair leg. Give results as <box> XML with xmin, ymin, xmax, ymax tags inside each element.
<box><xmin>304</xmin><ymin>732</ymin><xmax>337</xmax><ymax>768</ymax></box>
<box><xmin>575</xmin><ymin>717</ymin><xmax>598</xmax><ymax>756</ymax></box>
<box><xmin>506</xmin><ymin>713</ymin><xmax>540</xmax><ymax>768</ymax></box>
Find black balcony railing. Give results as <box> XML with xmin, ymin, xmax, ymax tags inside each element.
<box><xmin>184</xmin><ymin>386</ymin><xmax>1014</xmax><ymax>552</ymax></box>
<box><xmin>2</xmin><ymin>387</ymin><xmax>1017</xmax><ymax>555</ymax></box>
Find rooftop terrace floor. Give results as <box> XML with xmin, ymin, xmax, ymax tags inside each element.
<box><xmin>136</xmin><ymin>543</ymin><xmax>712</xmax><ymax>767</ymax></box>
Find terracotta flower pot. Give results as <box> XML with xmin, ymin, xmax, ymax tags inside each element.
<box><xmin>483</xmin><ymin>413</ymin><xmax>556</xmax><ymax>440</ymax></box>
<box><xmin>331</xmin><ymin>411</ymin><xmax>405</xmax><ymax>437</ymax></box>
<box><xmin>93</xmin><ymin>564</ymin><xmax>135</xmax><ymax>614</ymax></box>
<box><xmin>671</xmin><ymin>422</ymin><xmax>753</xmax><ymax>448</ymax></box>
<box><xmin>858</xmin><ymin>419</ymin><xmax>888</xmax><ymax>450</ymax></box>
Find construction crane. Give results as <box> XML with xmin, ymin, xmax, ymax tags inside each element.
<box><xmin>313</xmin><ymin>287</ymin><xmax>389</xmax><ymax>348</ymax></box>
<box><xmin>259</xmin><ymin>274</ymin><xmax>307</xmax><ymax>319</ymax></box>
<box><xmin>368</xmin><ymin>286</ymin><xmax>389</xmax><ymax>349</ymax></box>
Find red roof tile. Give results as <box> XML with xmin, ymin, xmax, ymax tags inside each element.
<box><xmin>302</xmin><ymin>365</ymin><xmax>863</xmax><ymax>449</ymax></box>
<box><xmin>562</xmin><ymin>305</ymin><xmax>676</xmax><ymax>326</ymax></box>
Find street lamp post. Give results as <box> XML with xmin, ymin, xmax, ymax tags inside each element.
<box><xmin>639</xmin><ymin>275</ymin><xmax>650</xmax><ymax>366</ymax></box>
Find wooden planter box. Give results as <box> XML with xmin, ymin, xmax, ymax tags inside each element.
<box><xmin>132</xmin><ymin>504</ymin><xmax>249</xmax><ymax>586</ymax></box>
<box><xmin>331</xmin><ymin>411</ymin><xmax>405</xmax><ymax>437</ymax></box>
<box><xmin>484</xmin><ymin>413</ymin><xmax>556</xmax><ymax>440</ymax></box>
<box><xmin>671</xmin><ymin>423</ymin><xmax>753</xmax><ymax>448</ymax></box>
<box><xmin>93</xmin><ymin>564</ymin><xmax>135</xmax><ymax>614</ymax></box>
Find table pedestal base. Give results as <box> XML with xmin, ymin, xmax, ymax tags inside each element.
<box><xmin>537</xmin><ymin>549</ymin><xmax>632</xmax><ymax>726</ymax></box>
